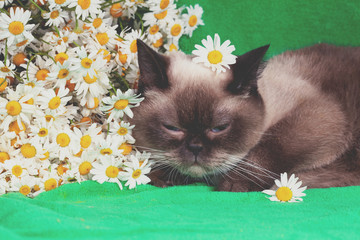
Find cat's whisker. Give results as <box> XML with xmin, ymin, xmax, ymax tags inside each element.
<box><xmin>134</xmin><ymin>145</ymin><xmax>166</xmax><ymax>153</ymax></box>
<box><xmin>226</xmin><ymin>156</ymin><xmax>278</xmax><ymax>178</ymax></box>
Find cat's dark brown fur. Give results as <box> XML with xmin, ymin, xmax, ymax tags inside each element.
<box><xmin>131</xmin><ymin>40</ymin><xmax>360</xmax><ymax>192</ymax></box>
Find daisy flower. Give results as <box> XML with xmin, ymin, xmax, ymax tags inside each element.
<box><xmin>0</xmin><ymin>60</ymin><xmax>16</xmax><ymax>78</ymax></box>
<box><xmin>50</xmin><ymin>126</ymin><xmax>81</xmax><ymax>160</ymax></box>
<box><xmin>109</xmin><ymin>121</ymin><xmax>135</xmax><ymax>144</ymax></box>
<box><xmin>166</xmin><ymin>18</ymin><xmax>185</xmax><ymax>41</ymax></box>
<box><xmin>262</xmin><ymin>172</ymin><xmax>307</xmax><ymax>202</ymax></box>
<box><xmin>118</xmin><ymin>29</ymin><xmax>146</xmax><ymax>64</ymax></box>
<box><xmin>14</xmin><ymin>138</ymin><xmax>46</xmax><ymax>163</ymax></box>
<box><xmin>37</xmin><ymin>86</ymin><xmax>72</xmax><ymax>113</ymax></box>
<box><xmin>95</xmin><ymin>134</ymin><xmax>124</xmax><ymax>158</ymax></box>
<box><xmin>0</xmin><ymin>0</ymin><xmax>13</xmax><ymax>8</ymax></box>
<box><xmin>182</xmin><ymin>4</ymin><xmax>204</xmax><ymax>37</ymax></box>
<box><xmin>47</xmin><ymin>60</ymin><xmax>73</xmax><ymax>89</ymax></box>
<box><xmin>28</xmin><ymin>117</ymin><xmax>55</xmax><ymax>145</ymax></box>
<box><xmin>86</xmin><ymin>12</ymin><xmax>112</xmax><ymax>31</ymax></box>
<box><xmin>73</xmin><ymin>123</ymin><xmax>102</xmax><ymax>151</ymax></box>
<box><xmin>3</xmin><ymin>156</ymin><xmax>31</xmax><ymax>178</ymax></box>
<box><xmin>90</xmin><ymin>155</ymin><xmax>123</xmax><ymax>190</ymax></box>
<box><xmin>93</xmin><ymin>26</ymin><xmax>118</xmax><ymax>50</ymax></box>
<box><xmin>20</xmin><ymin>55</ymin><xmax>52</xmax><ymax>82</ymax></box>
<box><xmin>10</xmin><ymin>175</ymin><xmax>36</xmax><ymax>196</ymax></box>
<box><xmin>100</xmin><ymin>89</ymin><xmax>144</xmax><ymax>121</ymax></box>
<box><xmin>119</xmin><ymin>154</ymin><xmax>151</xmax><ymax>189</ymax></box>
<box><xmin>146</xmin><ymin>24</ymin><xmax>163</xmax><ymax>44</ymax></box>
<box><xmin>48</xmin><ymin>0</ymin><xmax>70</xmax><ymax>9</ymax></box>
<box><xmin>43</xmin><ymin>7</ymin><xmax>69</xmax><ymax>27</ymax></box>
<box><xmin>67</xmin><ymin>0</ymin><xmax>101</xmax><ymax>21</ymax></box>
<box><xmin>192</xmin><ymin>33</ymin><xmax>237</xmax><ymax>74</ymax></box>
<box><xmin>0</xmin><ymin>8</ymin><xmax>35</xmax><ymax>47</ymax></box>
<box><xmin>0</xmin><ymin>132</ymin><xmax>17</xmax><ymax>163</ymax></box>
<box><xmin>142</xmin><ymin>6</ymin><xmax>178</xmax><ymax>29</ymax></box>
<box><xmin>0</xmin><ymin>89</ymin><xmax>35</xmax><ymax>132</ymax></box>
<box><xmin>67</xmin><ymin>149</ymin><xmax>96</xmax><ymax>183</ymax></box>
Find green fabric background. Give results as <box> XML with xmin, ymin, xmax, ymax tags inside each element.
<box><xmin>1</xmin><ymin>0</ymin><xmax>360</xmax><ymax>239</ymax></box>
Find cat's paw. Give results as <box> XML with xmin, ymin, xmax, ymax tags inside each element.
<box><xmin>216</xmin><ymin>178</ymin><xmax>252</xmax><ymax>192</ymax></box>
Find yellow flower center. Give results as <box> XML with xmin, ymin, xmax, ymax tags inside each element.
<box><xmin>78</xmin><ymin>0</ymin><xmax>91</xmax><ymax>9</ymax></box>
<box><xmin>50</xmin><ymin>10</ymin><xmax>59</xmax><ymax>19</ymax></box>
<box><xmin>169</xmin><ymin>43</ymin><xmax>178</xmax><ymax>52</ymax></box>
<box><xmin>149</xmin><ymin>25</ymin><xmax>159</xmax><ymax>35</ymax></box>
<box><xmin>55</xmin><ymin>0</ymin><xmax>65</xmax><ymax>4</ymax></box>
<box><xmin>44</xmin><ymin>178</ymin><xmax>57</xmax><ymax>191</ymax></box>
<box><xmin>81</xmin><ymin>58</ymin><xmax>93</xmax><ymax>69</ymax></box>
<box><xmin>79</xmin><ymin>161</ymin><xmax>92</xmax><ymax>175</ymax></box>
<box><xmin>40</xmin><ymin>151</ymin><xmax>49</xmax><ymax>161</ymax></box>
<box><xmin>0</xmin><ymin>78</ymin><xmax>7</xmax><ymax>92</ymax></box>
<box><xmin>98</xmin><ymin>49</ymin><xmax>111</xmax><ymax>62</ymax></box>
<box><xmin>110</xmin><ymin>3</ymin><xmax>123</xmax><ymax>18</ymax></box>
<box><xmin>117</xmin><ymin>127</ymin><xmax>128</xmax><ymax>136</ymax></box>
<box><xmin>152</xmin><ymin>38</ymin><xmax>163</xmax><ymax>48</ymax></box>
<box><xmin>38</xmin><ymin>127</ymin><xmax>48</xmax><ymax>137</ymax></box>
<box><xmin>19</xmin><ymin>185</ymin><xmax>31</xmax><ymax>196</ymax></box>
<box><xmin>9</xmin><ymin>120</ymin><xmax>26</xmax><ymax>134</ymax></box>
<box><xmin>188</xmin><ymin>15</ymin><xmax>198</xmax><ymax>27</ymax></box>
<box><xmin>93</xmin><ymin>18</ymin><xmax>102</xmax><ymax>28</ymax></box>
<box><xmin>26</xmin><ymin>82</ymin><xmax>35</xmax><ymax>88</ymax></box>
<box><xmin>132</xmin><ymin>169</ymin><xmax>141</xmax><ymax>179</ymax></box>
<box><xmin>80</xmin><ymin>135</ymin><xmax>92</xmax><ymax>148</ymax></box>
<box><xmin>83</xmin><ymin>73</ymin><xmax>97</xmax><ymax>84</ymax></box>
<box><xmin>48</xmin><ymin>96</ymin><xmax>61</xmax><ymax>109</ymax></box>
<box><xmin>12</xmin><ymin>165</ymin><xmax>23</xmax><ymax>177</ymax></box>
<box><xmin>170</xmin><ymin>24</ymin><xmax>182</xmax><ymax>37</ymax></box>
<box><xmin>33</xmin><ymin>185</ymin><xmax>40</xmax><ymax>192</ymax></box>
<box><xmin>275</xmin><ymin>186</ymin><xmax>293</xmax><ymax>202</ymax></box>
<box><xmin>56</xmin><ymin>133</ymin><xmax>70</xmax><ymax>147</ymax></box>
<box><xmin>154</xmin><ymin>10</ymin><xmax>167</xmax><ymax>20</ymax></box>
<box><xmin>45</xmin><ymin>115</ymin><xmax>55</xmax><ymax>122</ymax></box>
<box><xmin>100</xmin><ymin>148</ymin><xmax>113</xmax><ymax>155</ymax></box>
<box><xmin>105</xmin><ymin>166</ymin><xmax>119</xmax><ymax>178</ymax></box>
<box><xmin>130</xmin><ymin>40</ymin><xmax>137</xmax><ymax>53</ymax></box>
<box><xmin>36</xmin><ymin>69</ymin><xmax>50</xmax><ymax>81</ymax></box>
<box><xmin>57</xmin><ymin>164</ymin><xmax>68</xmax><ymax>175</ymax></box>
<box><xmin>6</xmin><ymin>101</ymin><xmax>22</xmax><ymax>116</ymax></box>
<box><xmin>21</xmin><ymin>96</ymin><xmax>34</xmax><ymax>105</ymax></box>
<box><xmin>58</xmin><ymin>69</ymin><xmax>69</xmax><ymax>79</ymax></box>
<box><xmin>207</xmin><ymin>50</ymin><xmax>223</xmax><ymax>64</ymax></box>
<box><xmin>9</xmin><ymin>21</ymin><xmax>24</xmax><ymax>35</ymax></box>
<box><xmin>114</xmin><ymin>99</ymin><xmax>128</xmax><ymax>110</ymax></box>
<box><xmin>55</xmin><ymin>52</ymin><xmax>69</xmax><ymax>65</ymax></box>
<box><xmin>0</xmin><ymin>152</ymin><xmax>10</xmax><ymax>163</ymax></box>
<box><xmin>160</xmin><ymin>0</ymin><xmax>169</xmax><ymax>9</ymax></box>
<box><xmin>118</xmin><ymin>143</ymin><xmax>132</xmax><ymax>155</ymax></box>
<box><xmin>13</xmin><ymin>52</ymin><xmax>27</xmax><ymax>66</ymax></box>
<box><xmin>96</xmin><ymin>32</ymin><xmax>109</xmax><ymax>46</ymax></box>
<box><xmin>21</xmin><ymin>143</ymin><xmax>37</xmax><ymax>158</ymax></box>
<box><xmin>117</xmin><ymin>51</ymin><xmax>128</xmax><ymax>65</ymax></box>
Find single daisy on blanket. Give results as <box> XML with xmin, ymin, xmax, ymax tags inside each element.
<box><xmin>262</xmin><ymin>172</ymin><xmax>307</xmax><ymax>203</ymax></box>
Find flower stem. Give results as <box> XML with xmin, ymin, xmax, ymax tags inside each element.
<box><xmin>29</xmin><ymin>0</ymin><xmax>45</xmax><ymax>13</ymax></box>
<box><xmin>4</xmin><ymin>39</ymin><xmax>8</xmax><ymax>65</ymax></box>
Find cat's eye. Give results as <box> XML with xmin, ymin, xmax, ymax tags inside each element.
<box><xmin>163</xmin><ymin>124</ymin><xmax>182</xmax><ymax>132</ymax></box>
<box><xmin>210</xmin><ymin>124</ymin><xmax>230</xmax><ymax>133</ymax></box>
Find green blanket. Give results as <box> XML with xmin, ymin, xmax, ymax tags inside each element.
<box><xmin>1</xmin><ymin>181</ymin><xmax>360</xmax><ymax>239</ymax></box>
<box><xmin>2</xmin><ymin>0</ymin><xmax>360</xmax><ymax>239</ymax></box>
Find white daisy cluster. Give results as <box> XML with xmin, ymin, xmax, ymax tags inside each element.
<box><xmin>0</xmin><ymin>0</ymin><xmax>204</xmax><ymax>197</ymax></box>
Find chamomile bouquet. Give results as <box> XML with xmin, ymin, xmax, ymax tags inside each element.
<box><xmin>0</xmin><ymin>0</ymin><xmax>204</xmax><ymax>197</ymax></box>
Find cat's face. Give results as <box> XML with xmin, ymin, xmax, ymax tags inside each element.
<box><xmin>132</xmin><ymin>41</ymin><xmax>269</xmax><ymax>178</ymax></box>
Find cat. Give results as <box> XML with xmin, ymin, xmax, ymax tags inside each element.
<box><xmin>131</xmin><ymin>39</ymin><xmax>360</xmax><ymax>192</ymax></box>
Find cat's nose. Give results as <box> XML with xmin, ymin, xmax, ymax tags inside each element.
<box><xmin>187</xmin><ymin>143</ymin><xmax>203</xmax><ymax>156</ymax></box>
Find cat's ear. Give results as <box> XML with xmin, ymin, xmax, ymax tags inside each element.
<box><xmin>226</xmin><ymin>45</ymin><xmax>270</xmax><ymax>96</ymax></box>
<box><xmin>137</xmin><ymin>39</ymin><xmax>170</xmax><ymax>94</ymax></box>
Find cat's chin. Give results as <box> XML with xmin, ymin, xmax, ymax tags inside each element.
<box><xmin>178</xmin><ymin>164</ymin><xmax>213</xmax><ymax>178</ymax></box>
